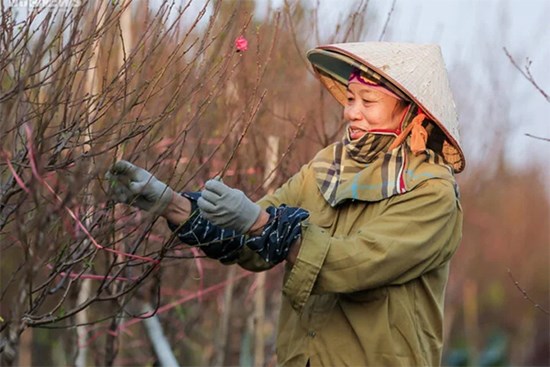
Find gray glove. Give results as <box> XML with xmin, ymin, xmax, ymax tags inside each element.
<box><xmin>106</xmin><ymin>160</ymin><xmax>174</xmax><ymax>215</ymax></box>
<box><xmin>197</xmin><ymin>179</ymin><xmax>261</xmax><ymax>233</ymax></box>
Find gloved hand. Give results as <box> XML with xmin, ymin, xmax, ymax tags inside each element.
<box><xmin>106</xmin><ymin>160</ymin><xmax>174</xmax><ymax>215</ymax></box>
<box><xmin>197</xmin><ymin>179</ymin><xmax>261</xmax><ymax>233</ymax></box>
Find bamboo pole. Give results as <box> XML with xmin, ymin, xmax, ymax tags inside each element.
<box><xmin>16</xmin><ymin>328</ymin><xmax>32</xmax><ymax>367</ymax></box>
<box><xmin>103</xmin><ymin>4</ymin><xmax>136</xmax><ymax>365</ymax></box>
<box><xmin>214</xmin><ymin>266</ymin><xmax>237</xmax><ymax>366</ymax></box>
<box><xmin>75</xmin><ymin>278</ymin><xmax>92</xmax><ymax>367</ymax></box>
<box><xmin>463</xmin><ymin>278</ymin><xmax>479</xmax><ymax>364</ymax></box>
<box><xmin>118</xmin><ymin>0</ymin><xmax>134</xmax><ymax>73</ymax></box>
<box><xmin>253</xmin><ymin>272</ymin><xmax>266</xmax><ymax>366</ymax></box>
<box><xmin>141</xmin><ymin>302</ymin><xmax>180</xmax><ymax>367</ymax></box>
<box><xmin>253</xmin><ymin>135</ymin><xmax>279</xmax><ymax>366</ymax></box>
<box><xmin>75</xmin><ymin>2</ymin><xmax>107</xmax><ymax>366</ymax></box>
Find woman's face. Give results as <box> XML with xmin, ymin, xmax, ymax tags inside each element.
<box><xmin>344</xmin><ymin>82</ymin><xmax>407</xmax><ymax>140</ymax></box>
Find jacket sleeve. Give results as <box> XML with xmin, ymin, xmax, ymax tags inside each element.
<box><xmin>235</xmin><ymin>164</ymin><xmax>309</xmax><ymax>272</ymax></box>
<box><xmin>282</xmin><ymin>178</ymin><xmax>463</xmax><ymax>312</ymax></box>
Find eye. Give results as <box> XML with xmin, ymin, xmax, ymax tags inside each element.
<box><xmin>347</xmin><ymin>96</ymin><xmax>355</xmax><ymax>103</ymax></box>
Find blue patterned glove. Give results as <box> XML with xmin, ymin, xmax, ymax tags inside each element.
<box><xmin>246</xmin><ymin>205</ymin><xmax>310</xmax><ymax>264</ymax></box>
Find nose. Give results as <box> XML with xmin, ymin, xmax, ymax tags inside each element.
<box><xmin>345</xmin><ymin>101</ymin><xmax>362</xmax><ymax>121</ymax></box>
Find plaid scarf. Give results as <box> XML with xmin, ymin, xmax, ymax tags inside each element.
<box><xmin>313</xmin><ymin>126</ymin><xmax>452</xmax><ymax>207</ymax></box>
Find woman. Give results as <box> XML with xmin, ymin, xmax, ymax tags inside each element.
<box><xmin>108</xmin><ymin>42</ymin><xmax>464</xmax><ymax>366</ymax></box>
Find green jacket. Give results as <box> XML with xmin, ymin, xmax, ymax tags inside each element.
<box><xmin>237</xmin><ymin>154</ymin><xmax>463</xmax><ymax>366</ymax></box>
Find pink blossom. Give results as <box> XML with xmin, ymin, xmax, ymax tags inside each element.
<box><xmin>235</xmin><ymin>35</ymin><xmax>248</xmax><ymax>52</ymax></box>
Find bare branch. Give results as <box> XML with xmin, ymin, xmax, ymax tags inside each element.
<box><xmin>524</xmin><ymin>133</ymin><xmax>550</xmax><ymax>142</ymax></box>
<box><xmin>507</xmin><ymin>268</ymin><xmax>549</xmax><ymax>316</ymax></box>
<box><xmin>503</xmin><ymin>47</ymin><xmax>550</xmax><ymax>103</ymax></box>
<box><xmin>378</xmin><ymin>0</ymin><xmax>396</xmax><ymax>41</ymax></box>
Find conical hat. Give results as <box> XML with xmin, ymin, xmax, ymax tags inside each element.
<box><xmin>307</xmin><ymin>42</ymin><xmax>465</xmax><ymax>173</ymax></box>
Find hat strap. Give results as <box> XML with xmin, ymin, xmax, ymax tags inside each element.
<box><xmin>389</xmin><ymin>113</ymin><xmax>428</xmax><ymax>155</ymax></box>
<box><xmin>348</xmin><ymin>69</ymin><xmax>403</xmax><ymax>101</ymax></box>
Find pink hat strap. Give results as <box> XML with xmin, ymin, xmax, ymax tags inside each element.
<box><xmin>348</xmin><ymin>69</ymin><xmax>403</xmax><ymax>101</ymax></box>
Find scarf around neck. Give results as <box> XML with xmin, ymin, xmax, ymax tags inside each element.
<box><xmin>312</xmin><ymin>127</ymin><xmax>453</xmax><ymax>207</ymax></box>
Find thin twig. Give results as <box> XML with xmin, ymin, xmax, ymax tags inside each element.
<box><xmin>378</xmin><ymin>0</ymin><xmax>396</xmax><ymax>41</ymax></box>
<box><xmin>524</xmin><ymin>133</ymin><xmax>550</xmax><ymax>142</ymax></box>
<box><xmin>503</xmin><ymin>47</ymin><xmax>550</xmax><ymax>103</ymax></box>
<box><xmin>507</xmin><ymin>268</ymin><xmax>549</xmax><ymax>315</ymax></box>
<box><xmin>218</xmin><ymin>89</ymin><xmax>268</xmax><ymax>178</ymax></box>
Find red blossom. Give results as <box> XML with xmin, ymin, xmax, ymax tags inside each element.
<box><xmin>235</xmin><ymin>35</ymin><xmax>248</xmax><ymax>52</ymax></box>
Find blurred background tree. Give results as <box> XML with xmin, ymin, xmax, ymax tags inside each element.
<box><xmin>0</xmin><ymin>0</ymin><xmax>548</xmax><ymax>366</ymax></box>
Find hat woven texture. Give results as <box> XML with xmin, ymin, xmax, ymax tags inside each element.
<box><xmin>307</xmin><ymin>42</ymin><xmax>465</xmax><ymax>173</ymax></box>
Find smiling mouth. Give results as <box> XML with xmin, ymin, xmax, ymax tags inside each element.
<box><xmin>348</xmin><ymin>126</ymin><xmax>368</xmax><ymax>140</ymax></box>
<box><xmin>349</xmin><ymin>126</ymin><xmax>367</xmax><ymax>134</ymax></box>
